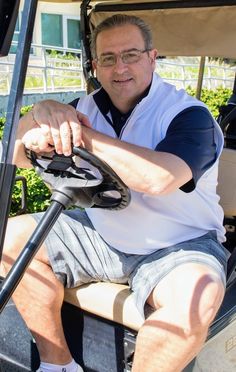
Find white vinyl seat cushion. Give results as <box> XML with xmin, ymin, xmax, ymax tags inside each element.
<box><xmin>64</xmin><ymin>282</ymin><xmax>145</xmax><ymax>331</ymax></box>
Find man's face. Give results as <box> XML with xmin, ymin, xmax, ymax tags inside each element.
<box><xmin>92</xmin><ymin>24</ymin><xmax>157</xmax><ymax>112</ymax></box>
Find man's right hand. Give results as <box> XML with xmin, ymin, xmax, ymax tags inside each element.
<box><xmin>14</xmin><ymin>99</ymin><xmax>92</xmax><ymax>168</ymax></box>
<box><xmin>32</xmin><ymin>100</ymin><xmax>91</xmax><ymax>156</ymax></box>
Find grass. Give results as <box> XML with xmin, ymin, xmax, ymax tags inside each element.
<box><xmin>24</xmin><ymin>74</ymin><xmax>82</xmax><ymax>91</ymax></box>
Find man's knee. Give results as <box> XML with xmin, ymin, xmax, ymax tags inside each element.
<box><xmin>183</xmin><ymin>277</ymin><xmax>225</xmax><ymax>337</ymax></box>
<box><xmin>2</xmin><ymin>215</ymin><xmax>38</xmax><ymax>269</ymax></box>
<box><xmin>149</xmin><ymin>263</ymin><xmax>225</xmax><ymax>337</ymax></box>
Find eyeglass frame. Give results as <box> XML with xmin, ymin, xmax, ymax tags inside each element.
<box><xmin>94</xmin><ymin>48</ymin><xmax>152</xmax><ymax>67</ymax></box>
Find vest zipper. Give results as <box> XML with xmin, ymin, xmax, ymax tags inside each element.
<box><xmin>119</xmin><ymin>104</ymin><xmax>140</xmax><ymax>139</ymax></box>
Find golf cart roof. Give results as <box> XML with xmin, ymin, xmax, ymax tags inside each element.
<box><xmin>44</xmin><ymin>0</ymin><xmax>236</xmax><ymax>58</ymax></box>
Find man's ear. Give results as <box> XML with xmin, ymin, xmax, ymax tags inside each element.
<box><xmin>92</xmin><ymin>59</ymin><xmax>97</xmax><ymax>71</ymax></box>
<box><xmin>150</xmin><ymin>48</ymin><xmax>158</xmax><ymax>63</ymax></box>
<box><xmin>149</xmin><ymin>49</ymin><xmax>158</xmax><ymax>71</ymax></box>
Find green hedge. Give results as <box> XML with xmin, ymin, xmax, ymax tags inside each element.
<box><xmin>0</xmin><ymin>87</ymin><xmax>232</xmax><ymax>215</ymax></box>
<box><xmin>186</xmin><ymin>87</ymin><xmax>232</xmax><ymax>118</ymax></box>
<box><xmin>0</xmin><ymin>106</ymin><xmax>51</xmax><ymax>215</ymax></box>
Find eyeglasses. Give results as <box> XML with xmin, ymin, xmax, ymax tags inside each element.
<box><xmin>95</xmin><ymin>48</ymin><xmax>150</xmax><ymax>67</ymax></box>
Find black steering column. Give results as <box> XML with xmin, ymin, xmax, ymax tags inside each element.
<box><xmin>0</xmin><ymin>147</ymin><xmax>131</xmax><ymax>313</ymax></box>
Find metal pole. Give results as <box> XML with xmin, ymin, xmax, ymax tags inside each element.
<box><xmin>196</xmin><ymin>56</ymin><xmax>206</xmax><ymax>100</ymax></box>
<box><xmin>0</xmin><ymin>0</ymin><xmax>38</xmax><ymax>262</ymax></box>
<box><xmin>0</xmin><ymin>200</ymin><xmax>64</xmax><ymax>313</ymax></box>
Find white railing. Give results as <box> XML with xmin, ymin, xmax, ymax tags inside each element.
<box><xmin>0</xmin><ymin>43</ymin><xmax>86</xmax><ymax>95</ymax></box>
<box><xmin>156</xmin><ymin>58</ymin><xmax>236</xmax><ymax>90</ymax></box>
<box><xmin>0</xmin><ymin>44</ymin><xmax>236</xmax><ymax>95</ymax></box>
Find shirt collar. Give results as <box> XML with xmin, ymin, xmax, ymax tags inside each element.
<box><xmin>93</xmin><ymin>83</ymin><xmax>151</xmax><ymax>120</ymax></box>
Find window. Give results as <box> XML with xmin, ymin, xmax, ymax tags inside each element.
<box><xmin>41</xmin><ymin>14</ymin><xmax>63</xmax><ymax>47</ymax></box>
<box><xmin>10</xmin><ymin>16</ymin><xmax>20</xmax><ymax>54</ymax></box>
<box><xmin>10</xmin><ymin>13</ymin><xmax>33</xmax><ymax>54</ymax></box>
<box><xmin>67</xmin><ymin>19</ymin><xmax>81</xmax><ymax>49</ymax></box>
<box><xmin>41</xmin><ymin>13</ymin><xmax>81</xmax><ymax>50</ymax></box>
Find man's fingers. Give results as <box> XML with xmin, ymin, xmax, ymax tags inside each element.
<box><xmin>22</xmin><ymin>128</ymin><xmax>55</xmax><ymax>153</ymax></box>
<box><xmin>77</xmin><ymin>112</ymin><xmax>92</xmax><ymax>128</ymax></box>
<box><xmin>37</xmin><ymin>135</ymin><xmax>55</xmax><ymax>152</ymax></box>
<box><xmin>31</xmin><ymin>101</ymin><xmax>89</xmax><ymax>155</ymax></box>
<box><xmin>70</xmin><ymin>121</ymin><xmax>82</xmax><ymax>148</ymax></box>
<box><xmin>38</xmin><ymin>110</ymin><xmax>82</xmax><ymax>155</ymax></box>
<box><xmin>59</xmin><ymin>121</ymin><xmax>73</xmax><ymax>155</ymax></box>
<box><xmin>40</xmin><ymin>123</ymin><xmax>53</xmax><ymax>141</ymax></box>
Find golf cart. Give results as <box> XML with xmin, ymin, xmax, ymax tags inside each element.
<box><xmin>0</xmin><ymin>0</ymin><xmax>236</xmax><ymax>371</ymax></box>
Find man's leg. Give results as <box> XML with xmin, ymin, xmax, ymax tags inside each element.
<box><xmin>132</xmin><ymin>263</ymin><xmax>225</xmax><ymax>372</ymax></box>
<box><xmin>1</xmin><ymin>214</ymin><xmax>72</xmax><ymax>365</ymax></box>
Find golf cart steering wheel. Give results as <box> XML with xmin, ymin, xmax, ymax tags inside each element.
<box><xmin>29</xmin><ymin>146</ymin><xmax>131</xmax><ymax>210</ymax></box>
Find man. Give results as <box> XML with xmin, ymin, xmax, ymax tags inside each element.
<box><xmin>2</xmin><ymin>14</ymin><xmax>227</xmax><ymax>372</ymax></box>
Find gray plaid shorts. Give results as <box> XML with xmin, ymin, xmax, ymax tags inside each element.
<box><xmin>32</xmin><ymin>209</ymin><xmax>228</xmax><ymax>318</ymax></box>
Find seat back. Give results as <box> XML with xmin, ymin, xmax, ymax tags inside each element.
<box><xmin>217</xmin><ymin>148</ymin><xmax>236</xmax><ymax>216</ymax></box>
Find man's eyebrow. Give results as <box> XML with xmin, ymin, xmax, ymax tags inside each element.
<box><xmin>100</xmin><ymin>52</ymin><xmax>115</xmax><ymax>56</ymax></box>
<box><xmin>100</xmin><ymin>48</ymin><xmax>139</xmax><ymax>56</ymax></box>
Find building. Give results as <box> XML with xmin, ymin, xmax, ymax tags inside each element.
<box><xmin>14</xmin><ymin>1</ymin><xmax>81</xmax><ymax>52</ymax></box>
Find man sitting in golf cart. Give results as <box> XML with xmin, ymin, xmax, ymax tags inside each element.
<box><xmin>2</xmin><ymin>14</ymin><xmax>227</xmax><ymax>372</ymax></box>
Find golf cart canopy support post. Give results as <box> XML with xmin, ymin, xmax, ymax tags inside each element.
<box><xmin>0</xmin><ymin>0</ymin><xmax>38</xmax><ymax>261</ymax></box>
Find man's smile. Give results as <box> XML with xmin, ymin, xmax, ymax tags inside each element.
<box><xmin>113</xmin><ymin>77</ymin><xmax>133</xmax><ymax>84</ymax></box>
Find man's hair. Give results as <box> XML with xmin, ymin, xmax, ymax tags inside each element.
<box><xmin>90</xmin><ymin>14</ymin><xmax>153</xmax><ymax>59</ymax></box>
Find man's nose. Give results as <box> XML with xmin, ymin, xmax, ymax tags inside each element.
<box><xmin>113</xmin><ymin>56</ymin><xmax>128</xmax><ymax>72</ymax></box>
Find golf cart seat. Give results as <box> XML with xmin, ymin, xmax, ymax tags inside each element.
<box><xmin>64</xmin><ymin>282</ymin><xmax>145</xmax><ymax>331</ymax></box>
<box><xmin>63</xmin><ymin>147</ymin><xmax>236</xmax><ymax>333</ymax></box>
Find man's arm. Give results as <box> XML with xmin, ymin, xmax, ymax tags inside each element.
<box><xmin>14</xmin><ymin>100</ymin><xmax>193</xmax><ymax>195</ymax></box>
<box><xmin>13</xmin><ymin>110</ymin><xmax>37</xmax><ymax>168</ymax></box>
<box><xmin>79</xmin><ymin>106</ymin><xmax>216</xmax><ymax>195</ymax></box>
<box><xmin>81</xmin><ymin>125</ymin><xmax>192</xmax><ymax>195</ymax></box>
